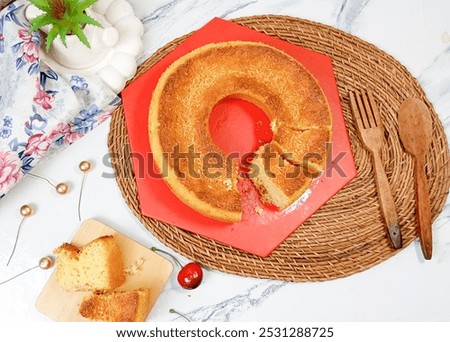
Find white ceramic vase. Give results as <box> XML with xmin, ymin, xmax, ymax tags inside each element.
<box><xmin>48</xmin><ymin>9</ymin><xmax>118</xmax><ymax>69</ymax></box>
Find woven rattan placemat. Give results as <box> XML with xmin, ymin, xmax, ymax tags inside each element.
<box><xmin>108</xmin><ymin>15</ymin><xmax>450</xmax><ymax>281</ymax></box>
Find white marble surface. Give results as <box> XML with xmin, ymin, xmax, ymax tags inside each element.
<box><xmin>1</xmin><ymin>0</ymin><xmax>450</xmax><ymax>322</ymax></box>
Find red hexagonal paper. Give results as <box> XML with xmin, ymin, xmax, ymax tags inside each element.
<box><xmin>121</xmin><ymin>18</ymin><xmax>356</xmax><ymax>257</ymax></box>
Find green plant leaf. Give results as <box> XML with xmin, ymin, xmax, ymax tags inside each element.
<box><xmin>28</xmin><ymin>0</ymin><xmax>51</xmax><ymax>12</ymax></box>
<box><xmin>58</xmin><ymin>26</ymin><xmax>69</xmax><ymax>47</ymax></box>
<box><xmin>54</xmin><ymin>18</ymin><xmax>71</xmax><ymax>29</ymax></box>
<box><xmin>71</xmin><ymin>25</ymin><xmax>91</xmax><ymax>49</ymax></box>
<box><xmin>29</xmin><ymin>13</ymin><xmax>57</xmax><ymax>32</ymax></box>
<box><xmin>71</xmin><ymin>13</ymin><xmax>102</xmax><ymax>27</ymax></box>
<box><xmin>65</xmin><ymin>0</ymin><xmax>75</xmax><ymax>15</ymax></box>
<box><xmin>29</xmin><ymin>0</ymin><xmax>102</xmax><ymax>50</ymax></box>
<box><xmin>45</xmin><ymin>25</ymin><xmax>60</xmax><ymax>52</ymax></box>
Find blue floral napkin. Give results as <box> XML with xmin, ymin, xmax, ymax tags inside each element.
<box><xmin>0</xmin><ymin>1</ymin><xmax>121</xmax><ymax>199</ymax></box>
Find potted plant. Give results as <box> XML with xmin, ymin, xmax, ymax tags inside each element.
<box><xmin>28</xmin><ymin>0</ymin><xmax>102</xmax><ymax>50</ymax></box>
<box><xmin>25</xmin><ymin>0</ymin><xmax>143</xmax><ymax>93</ymax></box>
<box><xmin>25</xmin><ymin>0</ymin><xmax>120</xmax><ymax>69</ymax></box>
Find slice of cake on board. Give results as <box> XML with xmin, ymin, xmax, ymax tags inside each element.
<box><xmin>79</xmin><ymin>288</ymin><xmax>152</xmax><ymax>322</ymax></box>
<box><xmin>54</xmin><ymin>235</ymin><xmax>125</xmax><ymax>292</ymax></box>
<box><xmin>35</xmin><ymin>219</ymin><xmax>173</xmax><ymax>322</ymax></box>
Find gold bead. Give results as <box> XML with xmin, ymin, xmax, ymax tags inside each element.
<box><xmin>56</xmin><ymin>183</ymin><xmax>69</xmax><ymax>194</ymax></box>
<box><xmin>39</xmin><ymin>257</ymin><xmax>53</xmax><ymax>270</ymax></box>
<box><xmin>79</xmin><ymin>161</ymin><xmax>92</xmax><ymax>173</ymax></box>
<box><xmin>20</xmin><ymin>205</ymin><xmax>33</xmax><ymax>217</ymax></box>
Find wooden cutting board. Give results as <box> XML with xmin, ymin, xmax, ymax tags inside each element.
<box><xmin>36</xmin><ymin>219</ymin><xmax>173</xmax><ymax>321</ymax></box>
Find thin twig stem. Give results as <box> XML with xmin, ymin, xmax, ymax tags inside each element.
<box><xmin>6</xmin><ymin>217</ymin><xmax>25</xmax><ymax>266</ymax></box>
<box><xmin>169</xmin><ymin>308</ymin><xmax>191</xmax><ymax>322</ymax></box>
<box><xmin>151</xmin><ymin>247</ymin><xmax>183</xmax><ymax>268</ymax></box>
<box><xmin>0</xmin><ymin>265</ymin><xmax>39</xmax><ymax>285</ymax></box>
<box><xmin>28</xmin><ymin>172</ymin><xmax>56</xmax><ymax>187</ymax></box>
<box><xmin>78</xmin><ymin>173</ymin><xmax>86</xmax><ymax>222</ymax></box>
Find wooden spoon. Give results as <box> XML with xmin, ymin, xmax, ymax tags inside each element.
<box><xmin>398</xmin><ymin>98</ymin><xmax>433</xmax><ymax>259</ymax></box>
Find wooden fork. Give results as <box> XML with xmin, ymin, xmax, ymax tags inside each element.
<box><xmin>349</xmin><ymin>89</ymin><xmax>403</xmax><ymax>249</ymax></box>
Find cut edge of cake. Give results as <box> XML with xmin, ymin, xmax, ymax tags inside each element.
<box><xmin>54</xmin><ymin>235</ymin><xmax>125</xmax><ymax>292</ymax></box>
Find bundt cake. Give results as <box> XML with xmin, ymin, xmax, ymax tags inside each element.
<box><xmin>149</xmin><ymin>41</ymin><xmax>332</xmax><ymax>222</ymax></box>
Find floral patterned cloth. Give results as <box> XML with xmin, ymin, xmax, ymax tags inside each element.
<box><xmin>0</xmin><ymin>1</ymin><xmax>121</xmax><ymax>199</ymax></box>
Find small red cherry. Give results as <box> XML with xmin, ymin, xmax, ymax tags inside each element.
<box><xmin>151</xmin><ymin>247</ymin><xmax>203</xmax><ymax>290</ymax></box>
<box><xmin>177</xmin><ymin>262</ymin><xmax>203</xmax><ymax>289</ymax></box>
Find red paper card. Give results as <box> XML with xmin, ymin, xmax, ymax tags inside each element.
<box><xmin>121</xmin><ymin>18</ymin><xmax>356</xmax><ymax>257</ymax></box>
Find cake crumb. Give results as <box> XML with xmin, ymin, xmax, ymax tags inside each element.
<box><xmin>255</xmin><ymin>206</ymin><xmax>264</xmax><ymax>216</ymax></box>
<box><xmin>442</xmin><ymin>31</ymin><xmax>450</xmax><ymax>43</ymax></box>
<box><xmin>224</xmin><ymin>178</ymin><xmax>232</xmax><ymax>191</ymax></box>
<box><xmin>125</xmin><ymin>257</ymin><xmax>146</xmax><ymax>275</ymax></box>
<box><xmin>270</xmin><ymin>119</ymin><xmax>278</xmax><ymax>132</ymax></box>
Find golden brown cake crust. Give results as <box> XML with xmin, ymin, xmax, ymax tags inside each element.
<box><xmin>79</xmin><ymin>292</ymin><xmax>138</xmax><ymax>322</ymax></box>
<box><xmin>79</xmin><ymin>288</ymin><xmax>152</xmax><ymax>322</ymax></box>
<box><xmin>273</xmin><ymin>126</ymin><xmax>331</xmax><ymax>173</ymax></box>
<box><xmin>149</xmin><ymin>41</ymin><xmax>332</xmax><ymax>221</ymax></box>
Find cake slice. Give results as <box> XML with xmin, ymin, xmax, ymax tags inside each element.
<box><xmin>79</xmin><ymin>288</ymin><xmax>152</xmax><ymax>322</ymax></box>
<box><xmin>54</xmin><ymin>235</ymin><xmax>125</xmax><ymax>292</ymax></box>
<box><xmin>249</xmin><ymin>144</ymin><xmax>312</xmax><ymax>209</ymax></box>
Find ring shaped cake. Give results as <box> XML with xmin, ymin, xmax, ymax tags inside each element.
<box><xmin>149</xmin><ymin>41</ymin><xmax>332</xmax><ymax>222</ymax></box>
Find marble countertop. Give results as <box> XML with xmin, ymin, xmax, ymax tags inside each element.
<box><xmin>1</xmin><ymin>0</ymin><xmax>449</xmax><ymax>322</ymax></box>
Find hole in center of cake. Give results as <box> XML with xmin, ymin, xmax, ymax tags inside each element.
<box><xmin>209</xmin><ymin>97</ymin><xmax>273</xmax><ymax>156</ymax></box>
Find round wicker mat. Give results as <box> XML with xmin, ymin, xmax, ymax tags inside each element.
<box><xmin>108</xmin><ymin>15</ymin><xmax>450</xmax><ymax>281</ymax></box>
